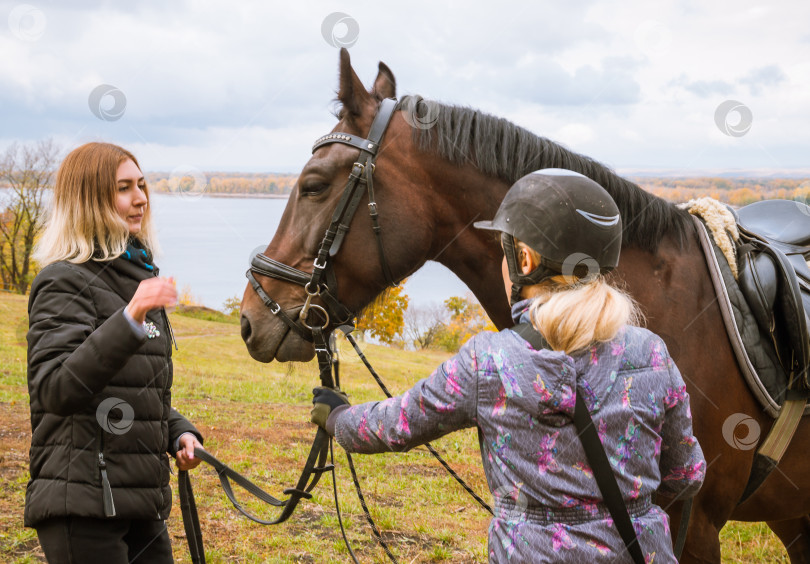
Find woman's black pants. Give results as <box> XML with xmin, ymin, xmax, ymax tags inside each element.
<box><xmin>35</xmin><ymin>516</ymin><xmax>173</xmax><ymax>564</ymax></box>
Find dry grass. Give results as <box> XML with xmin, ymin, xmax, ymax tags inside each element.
<box><xmin>0</xmin><ymin>291</ymin><xmax>792</xmax><ymax>562</ymax></box>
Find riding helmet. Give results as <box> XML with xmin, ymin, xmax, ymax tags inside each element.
<box><xmin>474</xmin><ymin>169</ymin><xmax>622</xmax><ymax>304</ymax></box>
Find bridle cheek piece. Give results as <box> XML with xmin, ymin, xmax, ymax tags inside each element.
<box><xmin>246</xmin><ymin>97</ymin><xmax>399</xmax><ymax>345</ymax></box>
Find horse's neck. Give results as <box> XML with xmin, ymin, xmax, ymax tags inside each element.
<box><xmin>424</xmin><ymin>162</ymin><xmax>514</xmax><ymax>328</ymax></box>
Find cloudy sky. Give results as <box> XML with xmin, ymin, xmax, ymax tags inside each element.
<box><xmin>2</xmin><ymin>0</ymin><xmax>809</xmax><ymax>175</ymax></box>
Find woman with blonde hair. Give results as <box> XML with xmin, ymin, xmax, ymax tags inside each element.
<box><xmin>312</xmin><ymin>170</ymin><xmax>705</xmax><ymax>563</ymax></box>
<box><xmin>25</xmin><ymin>142</ymin><xmax>203</xmax><ymax>563</ymax></box>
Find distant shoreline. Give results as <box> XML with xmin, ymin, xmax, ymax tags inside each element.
<box><xmin>151</xmin><ymin>192</ymin><xmax>290</xmax><ymax>199</ymax></box>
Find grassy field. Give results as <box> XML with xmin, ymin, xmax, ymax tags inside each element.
<box><xmin>0</xmin><ymin>292</ymin><xmax>790</xmax><ymax>562</ymax></box>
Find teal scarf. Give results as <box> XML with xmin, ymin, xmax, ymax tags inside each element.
<box><xmin>121</xmin><ymin>239</ymin><xmax>155</xmax><ymax>272</ymax></box>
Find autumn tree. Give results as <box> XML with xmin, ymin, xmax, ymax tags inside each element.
<box><xmin>222</xmin><ymin>295</ymin><xmax>242</xmax><ymax>317</ymax></box>
<box><xmin>434</xmin><ymin>294</ymin><xmax>497</xmax><ymax>352</ymax></box>
<box><xmin>0</xmin><ymin>139</ymin><xmax>60</xmax><ymax>294</ymax></box>
<box><xmin>177</xmin><ymin>284</ymin><xmax>202</xmax><ymax>306</ymax></box>
<box><xmin>148</xmin><ymin>172</ymin><xmax>297</xmax><ymax>195</ymax></box>
<box><xmin>355</xmin><ymin>283</ymin><xmax>409</xmax><ymax>345</ymax></box>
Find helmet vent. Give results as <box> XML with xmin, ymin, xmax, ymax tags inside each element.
<box><xmin>576</xmin><ymin>209</ymin><xmax>620</xmax><ymax>227</ymax></box>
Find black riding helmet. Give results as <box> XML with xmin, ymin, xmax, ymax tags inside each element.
<box><xmin>474</xmin><ymin>169</ymin><xmax>622</xmax><ymax>305</ymax></box>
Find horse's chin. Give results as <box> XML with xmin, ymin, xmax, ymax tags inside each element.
<box><xmin>245</xmin><ymin>327</ymin><xmax>315</xmax><ymax>363</ymax></box>
<box><xmin>275</xmin><ymin>335</ymin><xmax>316</xmax><ymax>362</ymax></box>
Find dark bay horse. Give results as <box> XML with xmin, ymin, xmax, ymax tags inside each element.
<box><xmin>240</xmin><ymin>49</ymin><xmax>810</xmax><ymax>563</ymax></box>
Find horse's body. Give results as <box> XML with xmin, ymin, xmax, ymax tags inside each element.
<box><xmin>240</xmin><ymin>50</ymin><xmax>810</xmax><ymax>562</ymax></box>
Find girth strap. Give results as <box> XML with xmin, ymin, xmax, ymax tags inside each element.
<box><xmin>738</xmin><ymin>396</ymin><xmax>807</xmax><ymax>504</ymax></box>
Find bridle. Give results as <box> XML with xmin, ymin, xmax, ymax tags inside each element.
<box><xmin>180</xmin><ymin>100</ymin><xmax>400</xmax><ymax>560</ymax></box>
<box><xmin>245</xmin><ymin>97</ymin><xmax>399</xmax><ymax>361</ymax></box>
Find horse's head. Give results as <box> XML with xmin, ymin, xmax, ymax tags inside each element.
<box><xmin>240</xmin><ymin>49</ymin><xmax>440</xmax><ymax>362</ymax></box>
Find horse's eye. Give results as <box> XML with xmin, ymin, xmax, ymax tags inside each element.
<box><xmin>300</xmin><ymin>182</ymin><xmax>330</xmax><ymax>196</ymax></box>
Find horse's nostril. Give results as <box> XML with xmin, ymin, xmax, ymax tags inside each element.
<box><xmin>240</xmin><ymin>314</ymin><xmax>252</xmax><ymax>342</ymax></box>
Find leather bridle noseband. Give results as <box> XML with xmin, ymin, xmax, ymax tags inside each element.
<box><xmin>246</xmin><ymin>97</ymin><xmax>399</xmax><ymax>353</ymax></box>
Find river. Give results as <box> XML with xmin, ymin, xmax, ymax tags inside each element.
<box><xmin>149</xmin><ymin>193</ymin><xmax>471</xmax><ymax>311</ymax></box>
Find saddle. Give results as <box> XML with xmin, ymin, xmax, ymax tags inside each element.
<box><xmin>734</xmin><ymin>199</ymin><xmax>810</xmax><ymax>392</ymax></box>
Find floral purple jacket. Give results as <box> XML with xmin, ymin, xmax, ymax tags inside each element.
<box><xmin>333</xmin><ymin>302</ymin><xmax>705</xmax><ymax>562</ymax></box>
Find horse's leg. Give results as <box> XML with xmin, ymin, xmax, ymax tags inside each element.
<box><xmin>767</xmin><ymin>517</ymin><xmax>810</xmax><ymax>563</ymax></box>
<box><xmin>731</xmin><ymin>419</ymin><xmax>810</xmax><ymax>561</ymax></box>
<box><xmin>677</xmin><ymin>502</ymin><xmax>723</xmax><ymax>564</ymax></box>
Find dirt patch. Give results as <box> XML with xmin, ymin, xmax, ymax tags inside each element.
<box><xmin>185</xmin><ymin>398</ymin><xmax>314</xmax><ymax>446</ymax></box>
<box><xmin>0</xmin><ymin>401</ymin><xmax>42</xmax><ymax>561</ymax></box>
<box><xmin>2</xmin><ymin>536</ymin><xmax>44</xmax><ymax>563</ymax></box>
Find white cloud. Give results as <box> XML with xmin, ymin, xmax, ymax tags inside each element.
<box><xmin>1</xmin><ymin>0</ymin><xmax>809</xmax><ymax>172</ymax></box>
<box><xmin>554</xmin><ymin>123</ymin><xmax>596</xmax><ymax>148</ymax></box>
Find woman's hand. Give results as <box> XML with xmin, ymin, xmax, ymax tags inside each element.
<box><xmin>126</xmin><ymin>277</ymin><xmax>177</xmax><ymax>323</ymax></box>
<box><xmin>176</xmin><ymin>433</ymin><xmax>203</xmax><ymax>471</ymax></box>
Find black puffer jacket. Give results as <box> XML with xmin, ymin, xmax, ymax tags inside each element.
<box><xmin>24</xmin><ymin>254</ymin><xmax>201</xmax><ymax>527</ymax></box>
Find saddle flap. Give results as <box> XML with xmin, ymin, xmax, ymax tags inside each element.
<box><xmin>738</xmin><ymin>249</ymin><xmax>778</xmax><ymax>333</ymax></box>
<box><xmin>788</xmin><ymin>254</ymin><xmax>810</xmax><ymax>285</ymax></box>
<box><xmin>738</xmin><ymin>237</ymin><xmax>810</xmax><ymax>388</ymax></box>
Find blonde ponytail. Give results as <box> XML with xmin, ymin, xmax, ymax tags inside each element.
<box><xmin>517</xmin><ymin>243</ymin><xmax>643</xmax><ymax>354</ymax></box>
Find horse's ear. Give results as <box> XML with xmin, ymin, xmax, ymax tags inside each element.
<box><xmin>337</xmin><ymin>47</ymin><xmax>370</xmax><ymax>118</ymax></box>
<box><xmin>370</xmin><ymin>61</ymin><xmax>396</xmax><ymax>100</ymax></box>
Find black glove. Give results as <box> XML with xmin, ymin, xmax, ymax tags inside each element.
<box><xmin>311</xmin><ymin>386</ymin><xmax>350</xmax><ymax>431</ymax></box>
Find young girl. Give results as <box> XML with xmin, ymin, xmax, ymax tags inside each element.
<box><xmin>312</xmin><ymin>170</ymin><xmax>705</xmax><ymax>562</ymax></box>
<box><xmin>26</xmin><ymin>142</ymin><xmax>203</xmax><ymax>563</ymax></box>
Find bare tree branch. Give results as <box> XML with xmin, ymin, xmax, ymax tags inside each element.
<box><xmin>0</xmin><ymin>139</ymin><xmax>60</xmax><ymax>293</ymax></box>
<box><xmin>403</xmin><ymin>303</ymin><xmax>448</xmax><ymax>350</ymax></box>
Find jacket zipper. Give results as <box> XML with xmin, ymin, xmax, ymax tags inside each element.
<box><xmin>160</xmin><ymin>307</ymin><xmax>174</xmax><ymax>518</ymax></box>
<box><xmin>160</xmin><ymin>308</ymin><xmax>174</xmax><ymax>414</ymax></box>
<box><xmin>97</xmin><ymin>431</ymin><xmax>116</xmax><ymax>517</ymax></box>
<box><xmin>162</xmin><ymin>308</ymin><xmax>178</xmax><ymax>351</ymax></box>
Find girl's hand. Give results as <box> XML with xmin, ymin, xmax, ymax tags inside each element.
<box><xmin>126</xmin><ymin>277</ymin><xmax>177</xmax><ymax>323</ymax></box>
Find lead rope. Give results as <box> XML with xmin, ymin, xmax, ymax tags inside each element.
<box><xmin>331</xmin><ymin>329</ymin><xmax>494</xmax><ymax>562</ymax></box>
<box><xmin>343</xmin><ymin>331</ymin><xmax>494</xmax><ymax>515</ymax></box>
<box><xmin>345</xmin><ymin>451</ymin><xmax>399</xmax><ymax>562</ymax></box>
<box><xmin>326</xmin><ymin>332</ymin><xmax>361</xmax><ymax>564</ymax></box>
<box><xmin>331</xmin><ymin>439</ymin><xmax>361</xmax><ymax>564</ymax></box>
<box><xmin>328</xmin><ymin>332</ymin><xmax>400</xmax><ymax>563</ymax></box>
<box><xmin>314</xmin><ymin>325</ymin><xmax>390</xmax><ymax>562</ymax></box>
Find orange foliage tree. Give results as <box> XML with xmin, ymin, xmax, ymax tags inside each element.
<box><xmin>434</xmin><ymin>294</ymin><xmax>497</xmax><ymax>352</ymax></box>
<box><xmin>355</xmin><ymin>283</ymin><xmax>410</xmax><ymax>345</ymax></box>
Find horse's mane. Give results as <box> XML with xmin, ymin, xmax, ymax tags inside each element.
<box><xmin>395</xmin><ymin>95</ymin><xmax>694</xmax><ymax>252</ymax></box>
